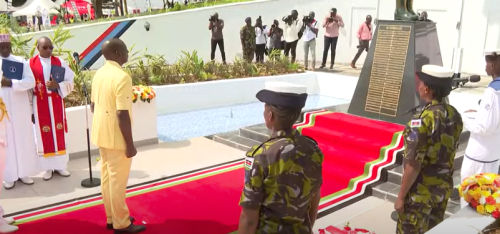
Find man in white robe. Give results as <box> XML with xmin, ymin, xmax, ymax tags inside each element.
<box><xmin>0</xmin><ymin>32</ymin><xmax>38</xmax><ymax>190</ymax></box>
<box><xmin>0</xmin><ymin>58</ymin><xmax>19</xmax><ymax>232</ymax></box>
<box><xmin>460</xmin><ymin>49</ymin><xmax>500</xmax><ymax>208</ymax></box>
<box><xmin>30</xmin><ymin>37</ymin><xmax>74</xmax><ymax>180</ymax></box>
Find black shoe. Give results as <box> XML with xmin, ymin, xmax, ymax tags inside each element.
<box><xmin>319</xmin><ymin>65</ymin><xmax>325</xmax><ymax>69</ymax></box>
<box><xmin>329</xmin><ymin>64</ymin><xmax>333</xmax><ymax>69</ymax></box>
<box><xmin>114</xmin><ymin>224</ymin><xmax>146</xmax><ymax>234</ymax></box>
<box><xmin>107</xmin><ymin>217</ymin><xmax>136</xmax><ymax>230</ymax></box>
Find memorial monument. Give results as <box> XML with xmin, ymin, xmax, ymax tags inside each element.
<box><xmin>347</xmin><ymin>19</ymin><xmax>443</xmax><ymax>125</ymax></box>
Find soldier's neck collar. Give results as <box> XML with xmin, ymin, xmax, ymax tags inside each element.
<box><xmin>271</xmin><ymin>129</ymin><xmax>297</xmax><ymax>138</ymax></box>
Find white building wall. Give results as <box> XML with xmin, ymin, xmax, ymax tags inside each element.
<box><xmin>18</xmin><ymin>0</ymin><xmax>500</xmax><ymax>76</ymax></box>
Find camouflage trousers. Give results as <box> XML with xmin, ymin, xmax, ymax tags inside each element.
<box><xmin>242</xmin><ymin>48</ymin><xmax>255</xmax><ymax>62</ymax></box>
<box><xmin>396</xmin><ymin>197</ymin><xmax>448</xmax><ymax>234</ymax></box>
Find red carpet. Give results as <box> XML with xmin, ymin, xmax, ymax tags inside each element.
<box><xmin>10</xmin><ymin>111</ymin><xmax>404</xmax><ymax>234</ymax></box>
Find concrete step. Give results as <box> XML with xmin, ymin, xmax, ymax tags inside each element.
<box><xmin>371</xmin><ymin>182</ymin><xmax>461</xmax><ymax>218</ymax></box>
<box><xmin>239</xmin><ymin>125</ymin><xmax>270</xmax><ymax>143</ymax></box>
<box><xmin>212</xmin><ymin>131</ymin><xmax>261</xmax><ymax>151</ymax></box>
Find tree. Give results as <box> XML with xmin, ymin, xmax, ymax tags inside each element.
<box><xmin>93</xmin><ymin>0</ymin><xmax>103</xmax><ymax>18</ymax></box>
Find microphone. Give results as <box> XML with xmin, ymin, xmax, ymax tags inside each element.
<box><xmin>452</xmin><ymin>75</ymin><xmax>481</xmax><ymax>88</ymax></box>
<box><xmin>72</xmin><ymin>52</ymin><xmax>80</xmax><ymax>64</ymax></box>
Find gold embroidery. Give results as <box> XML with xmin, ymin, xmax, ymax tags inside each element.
<box><xmin>0</xmin><ymin>98</ymin><xmax>9</xmax><ymax>122</ymax></box>
<box><xmin>36</xmin><ymin>79</ymin><xmax>44</xmax><ymax>100</ymax></box>
<box><xmin>42</xmin><ymin>125</ymin><xmax>51</xmax><ymax>132</ymax></box>
<box><xmin>56</xmin><ymin>123</ymin><xmax>63</xmax><ymax>130</ymax></box>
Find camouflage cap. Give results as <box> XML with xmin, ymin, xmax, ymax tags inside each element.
<box><xmin>416</xmin><ymin>65</ymin><xmax>453</xmax><ymax>87</ymax></box>
<box><xmin>256</xmin><ymin>82</ymin><xmax>308</xmax><ymax>108</ymax></box>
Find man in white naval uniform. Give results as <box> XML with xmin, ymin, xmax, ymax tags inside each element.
<box><xmin>0</xmin><ymin>32</ymin><xmax>38</xmax><ymax>190</ymax></box>
<box><xmin>461</xmin><ymin>49</ymin><xmax>500</xmax><ymax>208</ymax></box>
<box><xmin>0</xmin><ymin>50</ymin><xmax>19</xmax><ymax>233</ymax></box>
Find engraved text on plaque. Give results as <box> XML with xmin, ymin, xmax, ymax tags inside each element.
<box><xmin>364</xmin><ymin>25</ymin><xmax>411</xmax><ymax>117</ymax></box>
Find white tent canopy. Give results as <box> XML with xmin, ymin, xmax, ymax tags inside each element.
<box><xmin>12</xmin><ymin>0</ymin><xmax>60</xmax><ymax>16</ymax></box>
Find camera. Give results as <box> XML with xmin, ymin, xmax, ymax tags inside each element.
<box><xmin>283</xmin><ymin>15</ymin><xmax>293</xmax><ymax>23</ymax></box>
<box><xmin>302</xmin><ymin>16</ymin><xmax>312</xmax><ymax>23</ymax></box>
<box><xmin>209</xmin><ymin>15</ymin><xmax>216</xmax><ymax>22</ymax></box>
<box><xmin>328</xmin><ymin>17</ymin><xmax>334</xmax><ymax>23</ymax></box>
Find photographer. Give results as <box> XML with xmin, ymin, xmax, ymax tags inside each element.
<box><xmin>301</xmin><ymin>12</ymin><xmax>318</xmax><ymax>70</ymax></box>
<box><xmin>321</xmin><ymin>8</ymin><xmax>344</xmax><ymax>69</ymax></box>
<box><xmin>267</xmin><ymin>19</ymin><xmax>284</xmax><ymax>57</ymax></box>
<box><xmin>282</xmin><ymin>10</ymin><xmax>300</xmax><ymax>63</ymax></box>
<box><xmin>255</xmin><ymin>16</ymin><xmax>267</xmax><ymax>63</ymax></box>
<box><xmin>208</xmin><ymin>12</ymin><xmax>226</xmax><ymax>63</ymax></box>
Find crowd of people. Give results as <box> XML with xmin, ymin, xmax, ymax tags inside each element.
<box><xmin>209</xmin><ymin>8</ymin><xmax>374</xmax><ymax>70</ymax></box>
<box><xmin>0</xmin><ymin>30</ymin><xmax>75</xmax><ymax>232</ymax></box>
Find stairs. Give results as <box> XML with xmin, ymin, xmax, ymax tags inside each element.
<box><xmin>372</xmin><ymin>131</ymin><xmax>470</xmax><ymax>219</ymax></box>
<box><xmin>207</xmin><ymin>108</ymin><xmax>471</xmax><ymax>219</ymax></box>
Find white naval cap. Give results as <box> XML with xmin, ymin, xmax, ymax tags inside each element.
<box><xmin>485</xmin><ymin>49</ymin><xmax>500</xmax><ymax>62</ymax></box>
<box><xmin>417</xmin><ymin>65</ymin><xmax>454</xmax><ymax>87</ymax></box>
<box><xmin>484</xmin><ymin>49</ymin><xmax>500</xmax><ymax>56</ymax></box>
<box><xmin>256</xmin><ymin>82</ymin><xmax>308</xmax><ymax>108</ymax></box>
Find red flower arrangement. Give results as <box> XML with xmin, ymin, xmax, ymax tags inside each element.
<box><xmin>318</xmin><ymin>223</ymin><xmax>375</xmax><ymax>234</ymax></box>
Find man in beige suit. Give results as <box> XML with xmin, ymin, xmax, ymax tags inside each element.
<box><xmin>91</xmin><ymin>38</ymin><xmax>145</xmax><ymax>233</ymax></box>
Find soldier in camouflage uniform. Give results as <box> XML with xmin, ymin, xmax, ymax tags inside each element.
<box><xmin>238</xmin><ymin>82</ymin><xmax>324</xmax><ymax>234</ymax></box>
<box><xmin>395</xmin><ymin>65</ymin><xmax>463</xmax><ymax>234</ymax></box>
<box><xmin>240</xmin><ymin>17</ymin><xmax>256</xmax><ymax>63</ymax></box>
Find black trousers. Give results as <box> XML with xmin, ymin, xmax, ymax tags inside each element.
<box><xmin>352</xmin><ymin>40</ymin><xmax>370</xmax><ymax>64</ymax></box>
<box><xmin>284</xmin><ymin>40</ymin><xmax>298</xmax><ymax>63</ymax></box>
<box><xmin>255</xmin><ymin>44</ymin><xmax>266</xmax><ymax>63</ymax></box>
<box><xmin>211</xmin><ymin>39</ymin><xmax>226</xmax><ymax>62</ymax></box>
<box><xmin>322</xmin><ymin>36</ymin><xmax>338</xmax><ymax>66</ymax></box>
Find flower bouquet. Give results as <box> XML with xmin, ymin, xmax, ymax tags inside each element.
<box><xmin>318</xmin><ymin>223</ymin><xmax>375</xmax><ymax>234</ymax></box>
<box><xmin>132</xmin><ymin>85</ymin><xmax>156</xmax><ymax>103</ymax></box>
<box><xmin>457</xmin><ymin>173</ymin><xmax>500</xmax><ymax>218</ymax></box>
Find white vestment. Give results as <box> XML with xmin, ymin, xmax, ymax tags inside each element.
<box><xmin>0</xmin><ymin>89</ymin><xmax>8</xmax><ymax>217</ymax></box>
<box><xmin>0</xmin><ymin>55</ymin><xmax>38</xmax><ymax>183</ymax></box>
<box><xmin>32</xmin><ymin>56</ymin><xmax>74</xmax><ymax>171</ymax></box>
<box><xmin>460</xmin><ymin>78</ymin><xmax>500</xmax><ymax>208</ymax></box>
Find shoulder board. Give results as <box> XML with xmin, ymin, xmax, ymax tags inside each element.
<box><xmin>488</xmin><ymin>79</ymin><xmax>500</xmax><ymax>91</ymax></box>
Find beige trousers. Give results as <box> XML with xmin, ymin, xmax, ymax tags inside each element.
<box><xmin>100</xmin><ymin>148</ymin><xmax>132</xmax><ymax>229</ymax></box>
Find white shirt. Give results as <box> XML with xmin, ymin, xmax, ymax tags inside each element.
<box><xmin>303</xmin><ymin>20</ymin><xmax>318</xmax><ymax>42</ymax></box>
<box><xmin>255</xmin><ymin>27</ymin><xmax>267</xmax><ymax>45</ymax></box>
<box><xmin>283</xmin><ymin>20</ymin><xmax>300</xmax><ymax>42</ymax></box>
<box><xmin>463</xmin><ymin>78</ymin><xmax>500</xmax><ymax>162</ymax></box>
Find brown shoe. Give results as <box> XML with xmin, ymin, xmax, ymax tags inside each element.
<box><xmin>114</xmin><ymin>224</ymin><xmax>145</xmax><ymax>233</ymax></box>
<box><xmin>107</xmin><ymin>217</ymin><xmax>136</xmax><ymax>230</ymax></box>
<box><xmin>350</xmin><ymin>62</ymin><xmax>357</xmax><ymax>69</ymax></box>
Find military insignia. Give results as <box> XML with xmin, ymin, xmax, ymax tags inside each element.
<box><xmin>485</xmin><ymin>104</ymin><xmax>491</xmax><ymax>111</ymax></box>
<box><xmin>244</xmin><ymin>157</ymin><xmax>254</xmax><ymax>170</ymax></box>
<box><xmin>42</xmin><ymin>125</ymin><xmax>51</xmax><ymax>132</ymax></box>
<box><xmin>9</xmin><ymin>66</ymin><xmax>16</xmax><ymax>73</ymax></box>
<box><xmin>56</xmin><ymin>123</ymin><xmax>63</xmax><ymax>130</ymax></box>
<box><xmin>410</xmin><ymin>119</ymin><xmax>422</xmax><ymax>128</ymax></box>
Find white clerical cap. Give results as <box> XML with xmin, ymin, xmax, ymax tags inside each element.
<box><xmin>417</xmin><ymin>65</ymin><xmax>454</xmax><ymax>87</ymax></box>
<box><xmin>256</xmin><ymin>82</ymin><xmax>308</xmax><ymax>108</ymax></box>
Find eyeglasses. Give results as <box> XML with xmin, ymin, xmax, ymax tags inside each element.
<box><xmin>42</xmin><ymin>46</ymin><xmax>54</xmax><ymax>50</ymax></box>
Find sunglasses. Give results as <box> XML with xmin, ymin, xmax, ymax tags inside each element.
<box><xmin>42</xmin><ymin>46</ymin><xmax>54</xmax><ymax>50</ymax></box>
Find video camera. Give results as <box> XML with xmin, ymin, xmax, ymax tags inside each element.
<box><xmin>209</xmin><ymin>14</ymin><xmax>217</xmax><ymax>22</ymax></box>
<box><xmin>283</xmin><ymin>15</ymin><xmax>293</xmax><ymax>23</ymax></box>
<box><xmin>302</xmin><ymin>15</ymin><xmax>312</xmax><ymax>24</ymax></box>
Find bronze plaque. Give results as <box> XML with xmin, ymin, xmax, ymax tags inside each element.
<box><xmin>364</xmin><ymin>25</ymin><xmax>411</xmax><ymax>117</ymax></box>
